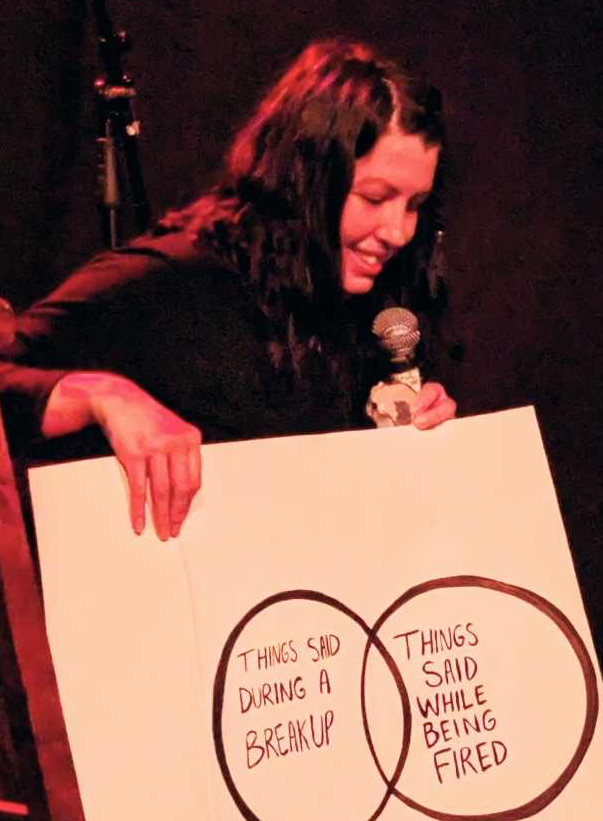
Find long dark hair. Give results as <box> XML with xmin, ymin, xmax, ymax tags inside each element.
<box><xmin>161</xmin><ymin>38</ymin><xmax>445</xmax><ymax>374</ymax></box>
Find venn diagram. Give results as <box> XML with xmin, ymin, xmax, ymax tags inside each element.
<box><xmin>212</xmin><ymin>577</ymin><xmax>598</xmax><ymax>821</ymax></box>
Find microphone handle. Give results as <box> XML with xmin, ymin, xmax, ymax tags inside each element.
<box><xmin>366</xmin><ymin>366</ymin><xmax>421</xmax><ymax>427</ymax></box>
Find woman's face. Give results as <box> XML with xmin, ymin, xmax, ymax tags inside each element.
<box><xmin>339</xmin><ymin>130</ymin><xmax>439</xmax><ymax>295</ymax></box>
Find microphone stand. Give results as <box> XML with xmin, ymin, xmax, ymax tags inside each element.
<box><xmin>92</xmin><ymin>0</ymin><xmax>151</xmax><ymax>249</ymax></box>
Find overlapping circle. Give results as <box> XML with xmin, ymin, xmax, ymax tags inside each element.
<box><xmin>212</xmin><ymin>577</ymin><xmax>598</xmax><ymax>821</ymax></box>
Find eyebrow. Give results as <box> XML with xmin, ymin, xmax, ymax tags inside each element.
<box><xmin>354</xmin><ymin>178</ymin><xmax>433</xmax><ymax>198</ymax></box>
<box><xmin>354</xmin><ymin>178</ymin><xmax>396</xmax><ymax>190</ymax></box>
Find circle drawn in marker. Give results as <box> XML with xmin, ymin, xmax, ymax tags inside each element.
<box><xmin>213</xmin><ymin>590</ymin><xmax>411</xmax><ymax>821</ymax></box>
<box><xmin>362</xmin><ymin>576</ymin><xmax>599</xmax><ymax>821</ymax></box>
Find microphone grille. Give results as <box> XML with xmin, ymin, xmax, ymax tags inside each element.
<box><xmin>372</xmin><ymin>307</ymin><xmax>420</xmax><ymax>363</ymax></box>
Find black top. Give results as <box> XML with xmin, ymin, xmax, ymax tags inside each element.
<box><xmin>0</xmin><ymin>229</ymin><xmax>395</xmax><ymax>460</ymax></box>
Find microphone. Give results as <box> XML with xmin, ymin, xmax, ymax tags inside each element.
<box><xmin>366</xmin><ymin>307</ymin><xmax>422</xmax><ymax>427</ymax></box>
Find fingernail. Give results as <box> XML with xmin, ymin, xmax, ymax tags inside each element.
<box><xmin>414</xmin><ymin>414</ymin><xmax>429</xmax><ymax>429</ymax></box>
<box><xmin>134</xmin><ymin>518</ymin><xmax>144</xmax><ymax>535</ymax></box>
<box><xmin>171</xmin><ymin>524</ymin><xmax>181</xmax><ymax>538</ymax></box>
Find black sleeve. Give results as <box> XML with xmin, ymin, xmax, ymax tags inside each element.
<box><xmin>0</xmin><ymin>230</ymin><xmax>200</xmax><ymax>453</ymax></box>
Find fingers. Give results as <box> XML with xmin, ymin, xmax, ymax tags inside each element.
<box><xmin>168</xmin><ymin>450</ymin><xmax>190</xmax><ymax>538</ymax></box>
<box><xmin>412</xmin><ymin>382</ymin><xmax>457</xmax><ymax>430</ymax></box>
<box><xmin>167</xmin><ymin>445</ymin><xmax>201</xmax><ymax>538</ymax></box>
<box><xmin>189</xmin><ymin>441</ymin><xmax>202</xmax><ymax>499</ymax></box>
<box><xmin>149</xmin><ymin>453</ymin><xmax>171</xmax><ymax>541</ymax></box>
<box><xmin>126</xmin><ymin>457</ymin><xmax>148</xmax><ymax>536</ymax></box>
<box><xmin>127</xmin><ymin>436</ymin><xmax>201</xmax><ymax>542</ymax></box>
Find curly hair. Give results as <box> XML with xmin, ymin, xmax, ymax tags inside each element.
<box><xmin>161</xmin><ymin>38</ymin><xmax>446</xmax><ymax>375</ymax></box>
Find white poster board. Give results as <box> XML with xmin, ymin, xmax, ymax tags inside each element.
<box><xmin>29</xmin><ymin>407</ymin><xmax>602</xmax><ymax>821</ymax></box>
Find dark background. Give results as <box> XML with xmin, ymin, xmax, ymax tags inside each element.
<box><xmin>2</xmin><ymin>0</ymin><xmax>601</xmax><ymax>665</ymax></box>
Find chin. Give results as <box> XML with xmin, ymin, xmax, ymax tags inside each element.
<box><xmin>341</xmin><ymin>275</ymin><xmax>377</xmax><ymax>295</ymax></box>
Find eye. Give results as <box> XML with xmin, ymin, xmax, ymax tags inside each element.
<box><xmin>359</xmin><ymin>193</ymin><xmax>386</xmax><ymax>206</ymax></box>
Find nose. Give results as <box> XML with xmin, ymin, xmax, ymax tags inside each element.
<box><xmin>375</xmin><ymin>200</ymin><xmax>417</xmax><ymax>249</ymax></box>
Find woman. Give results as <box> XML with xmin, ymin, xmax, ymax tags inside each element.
<box><xmin>0</xmin><ymin>39</ymin><xmax>455</xmax><ymax>540</ymax></box>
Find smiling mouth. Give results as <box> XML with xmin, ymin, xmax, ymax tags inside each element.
<box><xmin>351</xmin><ymin>249</ymin><xmax>387</xmax><ymax>275</ymax></box>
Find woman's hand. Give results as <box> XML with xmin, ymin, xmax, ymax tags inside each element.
<box><xmin>411</xmin><ymin>381</ymin><xmax>457</xmax><ymax>430</ymax></box>
<box><xmin>42</xmin><ymin>372</ymin><xmax>202</xmax><ymax>540</ymax></box>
